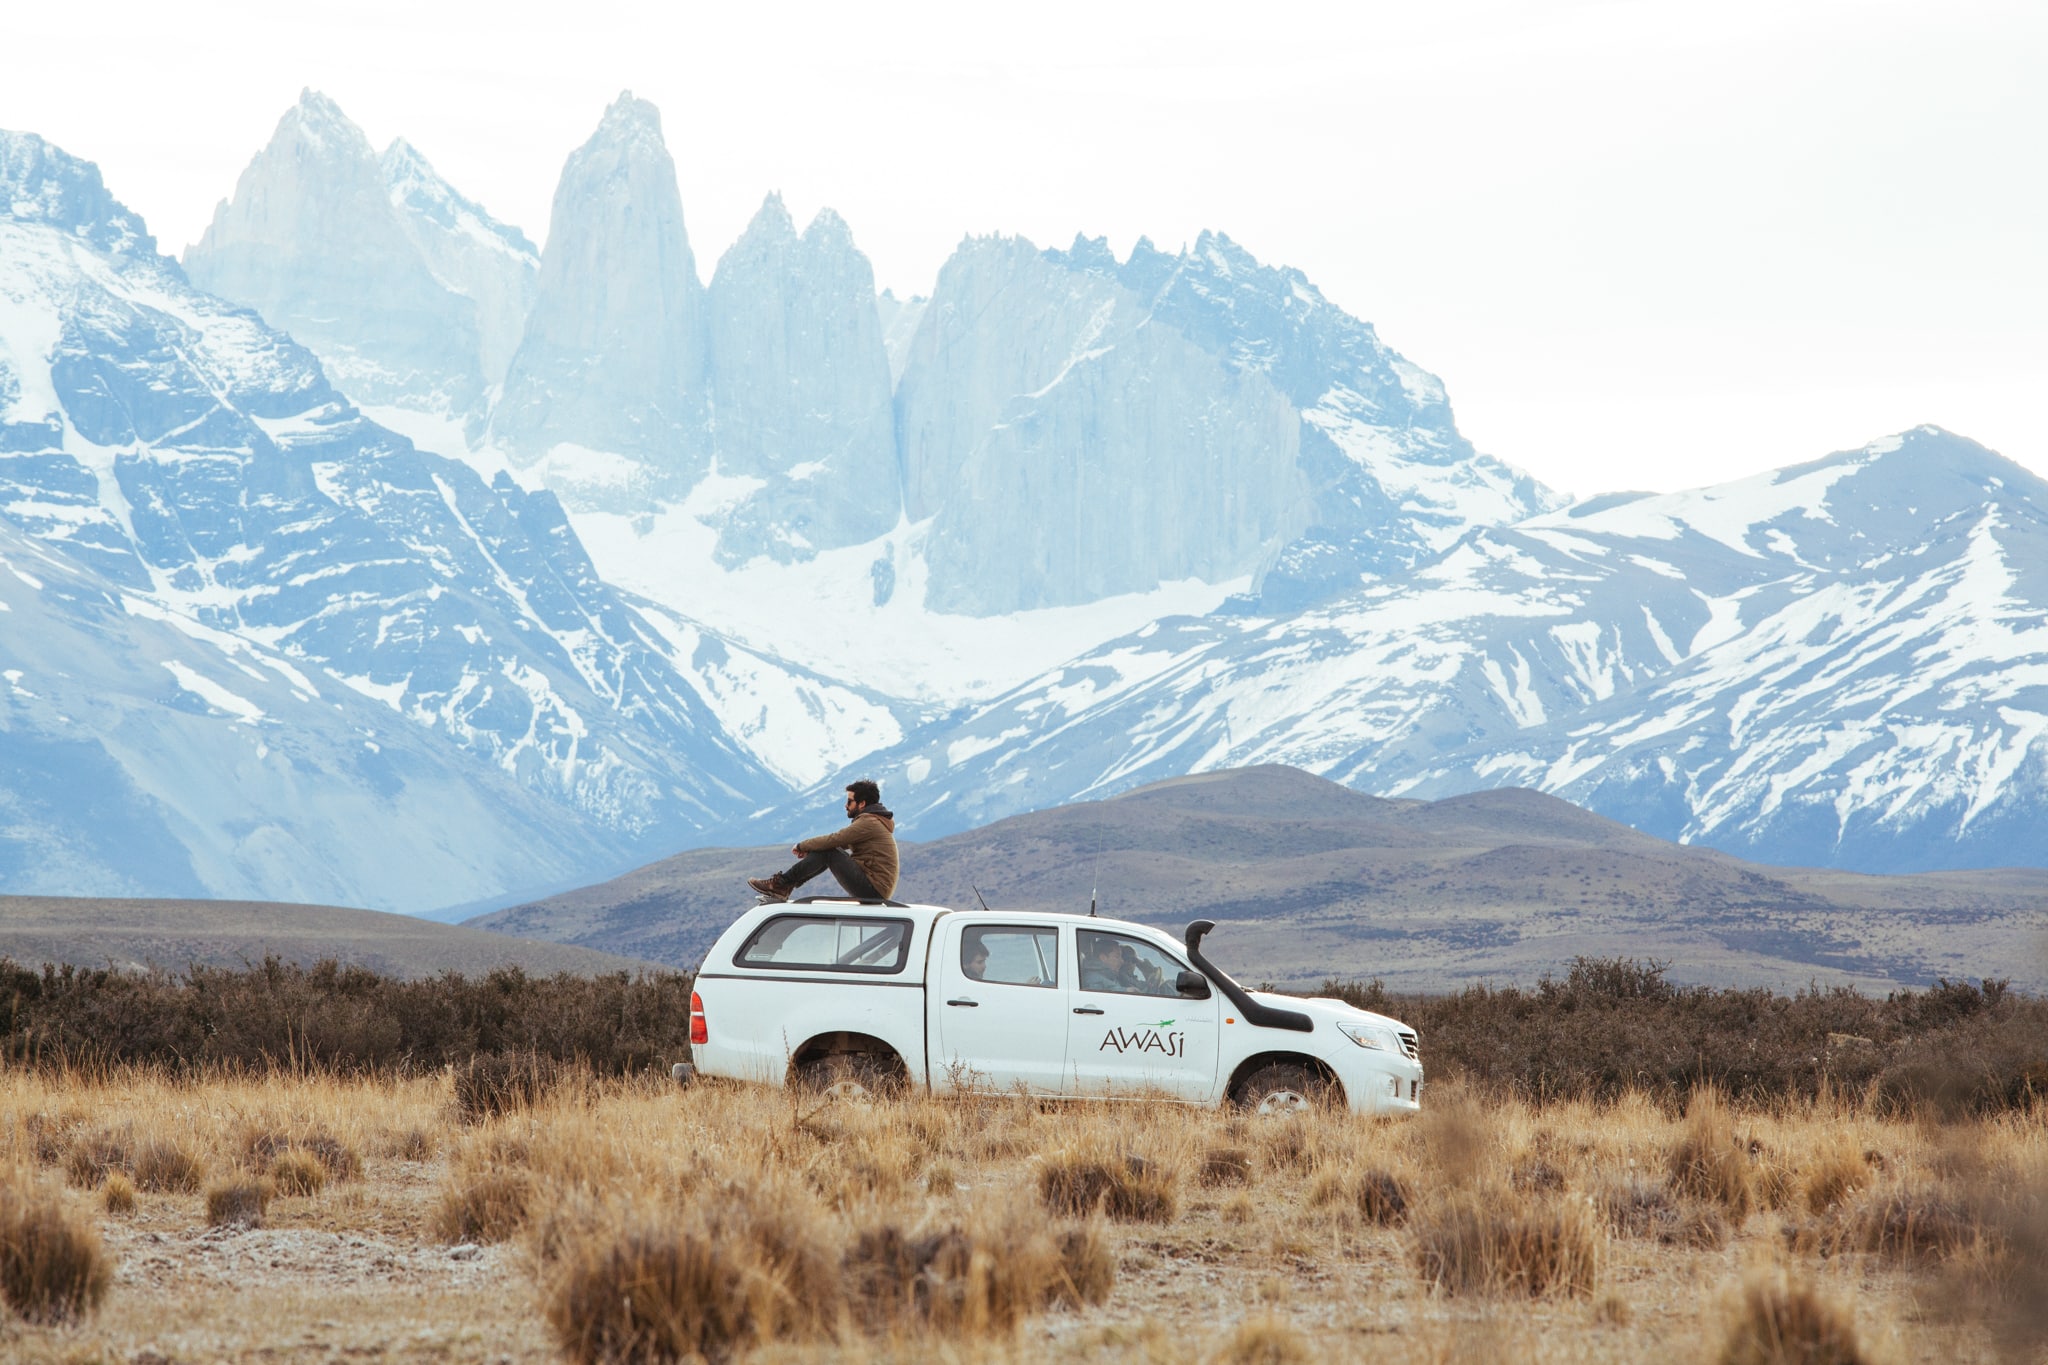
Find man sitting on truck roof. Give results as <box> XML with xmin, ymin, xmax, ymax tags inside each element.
<box><xmin>747</xmin><ymin>779</ymin><xmax>899</xmax><ymax>904</ymax></box>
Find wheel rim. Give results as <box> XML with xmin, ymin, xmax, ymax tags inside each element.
<box><xmin>1254</xmin><ymin>1088</ymin><xmax>1312</xmax><ymax>1114</ymax></box>
<box><xmin>822</xmin><ymin>1078</ymin><xmax>873</xmax><ymax>1103</ymax></box>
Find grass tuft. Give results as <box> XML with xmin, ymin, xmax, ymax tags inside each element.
<box><xmin>1038</xmin><ymin>1149</ymin><xmax>1177</xmax><ymax>1223</ymax></box>
<box><xmin>268</xmin><ymin>1149</ymin><xmax>328</xmax><ymax>1197</ymax></box>
<box><xmin>547</xmin><ymin>1196</ymin><xmax>840</xmax><ymax>1363</ymax></box>
<box><xmin>1215</xmin><ymin>1312</ymin><xmax>1312</xmax><ymax>1364</ymax></box>
<box><xmin>0</xmin><ymin>1178</ymin><xmax>113</xmax><ymax>1323</ymax></box>
<box><xmin>99</xmin><ymin>1172</ymin><xmax>136</xmax><ymax>1216</ymax></box>
<box><xmin>1800</xmin><ymin>1138</ymin><xmax>1870</xmax><ymax>1215</ymax></box>
<box><xmin>204</xmin><ymin>1176</ymin><xmax>273</xmax><ymax>1229</ymax></box>
<box><xmin>1198</xmin><ymin>1146</ymin><xmax>1254</xmax><ymax>1187</ymax></box>
<box><xmin>454</xmin><ymin>1052</ymin><xmax>563</xmax><ymax>1123</ymax></box>
<box><xmin>133</xmin><ymin>1136</ymin><xmax>205</xmax><ymax>1193</ymax></box>
<box><xmin>1411</xmin><ymin>1191</ymin><xmax>1603</xmax><ymax>1298</ymax></box>
<box><xmin>1711</xmin><ymin>1263</ymin><xmax>1870</xmax><ymax>1365</ymax></box>
<box><xmin>62</xmin><ymin>1128</ymin><xmax>130</xmax><ymax>1189</ymax></box>
<box><xmin>432</xmin><ymin>1166</ymin><xmax>534</xmax><ymax>1243</ymax></box>
<box><xmin>1667</xmin><ymin>1088</ymin><xmax>1755</xmax><ymax>1219</ymax></box>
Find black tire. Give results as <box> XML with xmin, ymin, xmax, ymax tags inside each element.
<box><xmin>794</xmin><ymin>1052</ymin><xmax>904</xmax><ymax>1102</ymax></box>
<box><xmin>1231</xmin><ymin>1061</ymin><xmax>1338</xmax><ymax>1115</ymax></box>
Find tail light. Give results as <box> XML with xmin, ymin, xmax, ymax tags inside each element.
<box><xmin>689</xmin><ymin>991</ymin><xmax>708</xmax><ymax>1046</ymax></box>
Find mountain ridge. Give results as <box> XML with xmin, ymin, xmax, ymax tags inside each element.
<box><xmin>472</xmin><ymin>765</ymin><xmax>2048</xmax><ymax>991</ymax></box>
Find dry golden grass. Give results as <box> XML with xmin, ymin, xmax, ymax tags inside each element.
<box><xmin>0</xmin><ymin>1066</ymin><xmax>2038</xmax><ymax>1362</ymax></box>
<box><xmin>0</xmin><ymin>1175</ymin><xmax>113</xmax><ymax>1324</ymax></box>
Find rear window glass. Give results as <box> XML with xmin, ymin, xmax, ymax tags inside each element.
<box><xmin>962</xmin><ymin>925</ymin><xmax>1058</xmax><ymax>988</ymax></box>
<box><xmin>734</xmin><ymin>914</ymin><xmax>912</xmax><ymax>974</ymax></box>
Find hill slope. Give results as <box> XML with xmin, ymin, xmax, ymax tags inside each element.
<box><xmin>471</xmin><ymin>766</ymin><xmax>2048</xmax><ymax>991</ymax></box>
<box><xmin>0</xmin><ymin>896</ymin><xmax>665</xmax><ymax>979</ymax></box>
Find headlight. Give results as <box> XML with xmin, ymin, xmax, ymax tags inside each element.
<box><xmin>1336</xmin><ymin>1020</ymin><xmax>1398</xmax><ymax>1051</ymax></box>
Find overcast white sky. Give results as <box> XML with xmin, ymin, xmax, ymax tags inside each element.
<box><xmin>7</xmin><ymin>0</ymin><xmax>2042</xmax><ymax>499</ymax></box>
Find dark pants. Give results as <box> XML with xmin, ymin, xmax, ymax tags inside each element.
<box><xmin>781</xmin><ymin>848</ymin><xmax>881</xmax><ymax>900</ymax></box>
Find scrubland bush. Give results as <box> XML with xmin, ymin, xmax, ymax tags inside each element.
<box><xmin>0</xmin><ymin>1178</ymin><xmax>112</xmax><ymax>1323</ymax></box>
<box><xmin>0</xmin><ymin>957</ymin><xmax>695</xmax><ymax>1077</ymax></box>
<box><xmin>1319</xmin><ymin>961</ymin><xmax>2047</xmax><ymax>1111</ymax></box>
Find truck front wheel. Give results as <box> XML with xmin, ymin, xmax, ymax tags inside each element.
<box><xmin>1231</xmin><ymin>1061</ymin><xmax>1336</xmax><ymax>1115</ymax></box>
<box><xmin>794</xmin><ymin>1053</ymin><xmax>903</xmax><ymax>1102</ymax></box>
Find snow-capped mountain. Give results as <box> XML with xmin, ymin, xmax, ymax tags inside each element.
<box><xmin>705</xmin><ymin>194</ymin><xmax>898</xmax><ymax>566</ymax></box>
<box><xmin>774</xmin><ymin>428</ymin><xmax>2048</xmax><ymax>873</ymax></box>
<box><xmin>0</xmin><ymin>128</ymin><xmax>781</xmax><ymax>909</ymax></box>
<box><xmin>490</xmin><ymin>92</ymin><xmax>711</xmax><ymax>499</ymax></box>
<box><xmin>184</xmin><ymin>91</ymin><xmax>537</xmax><ymax>416</ymax></box>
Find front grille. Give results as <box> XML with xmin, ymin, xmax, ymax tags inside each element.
<box><xmin>1397</xmin><ymin>1030</ymin><xmax>1419</xmax><ymax>1060</ymax></box>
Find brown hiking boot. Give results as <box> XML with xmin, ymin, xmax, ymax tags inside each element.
<box><xmin>747</xmin><ymin>875</ymin><xmax>792</xmax><ymax>903</ymax></box>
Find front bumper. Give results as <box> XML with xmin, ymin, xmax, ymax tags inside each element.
<box><xmin>1338</xmin><ymin>1053</ymin><xmax>1423</xmax><ymax>1115</ymax></box>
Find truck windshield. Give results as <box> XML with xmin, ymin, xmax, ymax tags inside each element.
<box><xmin>734</xmin><ymin>914</ymin><xmax>912</xmax><ymax>973</ymax></box>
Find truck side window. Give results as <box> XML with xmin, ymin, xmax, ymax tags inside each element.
<box><xmin>1077</xmin><ymin>929</ymin><xmax>1184</xmax><ymax>998</ymax></box>
<box><xmin>734</xmin><ymin>915</ymin><xmax>911</xmax><ymax>974</ymax></box>
<box><xmin>961</xmin><ymin>926</ymin><xmax>1057</xmax><ymax>988</ymax></box>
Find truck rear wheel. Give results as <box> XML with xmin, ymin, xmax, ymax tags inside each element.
<box><xmin>1231</xmin><ymin>1061</ymin><xmax>1335</xmax><ymax>1115</ymax></box>
<box><xmin>794</xmin><ymin>1053</ymin><xmax>903</xmax><ymax>1102</ymax></box>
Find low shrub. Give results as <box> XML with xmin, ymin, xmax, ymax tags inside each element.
<box><xmin>204</xmin><ymin>1177</ymin><xmax>273</xmax><ymax>1229</ymax></box>
<box><xmin>0</xmin><ymin>957</ymin><xmax>696</xmax><ymax>1078</ymax></box>
<box><xmin>1038</xmin><ymin>1150</ymin><xmax>1176</xmax><ymax>1222</ymax></box>
<box><xmin>1314</xmin><ymin>962</ymin><xmax>2048</xmax><ymax>1111</ymax></box>
<box><xmin>0</xmin><ymin>1180</ymin><xmax>113</xmax><ymax>1323</ymax></box>
<box><xmin>1712</xmin><ymin>1264</ymin><xmax>1869</xmax><ymax>1365</ymax></box>
<box><xmin>1411</xmin><ymin>1192</ymin><xmax>1603</xmax><ymax>1298</ymax></box>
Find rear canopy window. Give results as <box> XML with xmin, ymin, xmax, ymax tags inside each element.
<box><xmin>734</xmin><ymin>914</ymin><xmax>912</xmax><ymax>974</ymax></box>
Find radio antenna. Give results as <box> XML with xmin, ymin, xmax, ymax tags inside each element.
<box><xmin>971</xmin><ymin>884</ymin><xmax>992</xmax><ymax>912</ymax></box>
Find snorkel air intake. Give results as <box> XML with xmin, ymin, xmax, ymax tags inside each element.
<box><xmin>1183</xmin><ymin>919</ymin><xmax>1313</xmax><ymax>1033</ymax></box>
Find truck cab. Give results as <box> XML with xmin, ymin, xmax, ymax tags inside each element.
<box><xmin>688</xmin><ymin>898</ymin><xmax>1422</xmax><ymax>1116</ymax></box>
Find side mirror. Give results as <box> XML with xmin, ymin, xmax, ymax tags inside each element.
<box><xmin>1176</xmin><ymin>970</ymin><xmax>1212</xmax><ymax>1000</ymax></box>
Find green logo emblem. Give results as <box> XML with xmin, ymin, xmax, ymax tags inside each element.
<box><xmin>1153</xmin><ymin>1019</ymin><xmax>1175</xmax><ymax>1027</ymax></box>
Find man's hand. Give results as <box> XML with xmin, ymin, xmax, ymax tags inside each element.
<box><xmin>791</xmin><ymin>846</ymin><xmax>803</xmax><ymax>858</ymax></box>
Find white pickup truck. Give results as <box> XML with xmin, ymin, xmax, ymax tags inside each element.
<box><xmin>681</xmin><ymin>897</ymin><xmax>1422</xmax><ymax>1115</ymax></box>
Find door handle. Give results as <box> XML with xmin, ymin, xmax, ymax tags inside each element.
<box><xmin>946</xmin><ymin>998</ymin><xmax>979</xmax><ymax>1007</ymax></box>
<box><xmin>1072</xmin><ymin>1006</ymin><xmax>1105</xmax><ymax>1015</ymax></box>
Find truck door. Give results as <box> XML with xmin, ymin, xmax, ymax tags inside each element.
<box><xmin>1065</xmin><ymin>926</ymin><xmax>1219</xmax><ymax>1101</ymax></box>
<box><xmin>932</xmin><ymin>920</ymin><xmax>1069</xmax><ymax>1095</ymax></box>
